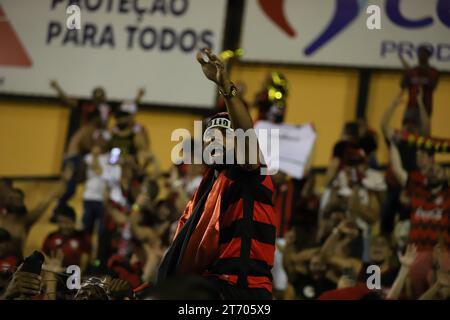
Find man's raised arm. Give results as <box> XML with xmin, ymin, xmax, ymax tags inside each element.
<box><xmin>49</xmin><ymin>80</ymin><xmax>78</xmax><ymax>108</ymax></box>
<box><xmin>380</xmin><ymin>91</ymin><xmax>403</xmax><ymax>139</ymax></box>
<box><xmin>417</xmin><ymin>89</ymin><xmax>431</xmax><ymax>136</ymax></box>
<box><xmin>389</xmin><ymin>138</ymin><xmax>408</xmax><ymax>187</ymax></box>
<box><xmin>197</xmin><ymin>48</ymin><xmax>260</xmax><ymax>171</ymax></box>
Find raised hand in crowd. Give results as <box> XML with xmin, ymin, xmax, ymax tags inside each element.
<box><xmin>24</xmin><ymin>165</ymin><xmax>72</xmax><ymax>228</ymax></box>
<box><xmin>134</xmin><ymin>87</ymin><xmax>146</xmax><ymax>105</ymax></box>
<box><xmin>49</xmin><ymin>80</ymin><xmax>78</xmax><ymax>108</ymax></box>
<box><xmin>380</xmin><ymin>91</ymin><xmax>404</xmax><ymax>139</ymax></box>
<box><xmin>387</xmin><ymin>244</ymin><xmax>418</xmax><ymax>299</ymax></box>
<box><xmin>419</xmin><ymin>269</ymin><xmax>450</xmax><ymax>300</ymax></box>
<box><xmin>416</xmin><ymin>89</ymin><xmax>431</xmax><ymax>136</ymax></box>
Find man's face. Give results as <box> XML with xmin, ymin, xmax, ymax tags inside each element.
<box><xmin>57</xmin><ymin>216</ymin><xmax>75</xmax><ymax>235</ymax></box>
<box><xmin>418</xmin><ymin>47</ymin><xmax>431</xmax><ymax>65</ymax></box>
<box><xmin>402</xmin><ymin>122</ymin><xmax>419</xmax><ymax>135</ymax></box>
<box><xmin>416</xmin><ymin>150</ymin><xmax>434</xmax><ymax>174</ymax></box>
<box><xmin>203</xmin><ymin>127</ymin><xmax>234</xmax><ymax>170</ymax></box>
<box><xmin>7</xmin><ymin>192</ymin><xmax>22</xmax><ymax>208</ymax></box>
<box><xmin>267</xmin><ymin>104</ymin><xmax>286</xmax><ymax>124</ymax></box>
<box><xmin>4</xmin><ymin>190</ymin><xmax>26</xmax><ymax>215</ymax></box>
<box><xmin>115</xmin><ymin>114</ymin><xmax>133</xmax><ymax>130</ymax></box>
<box><xmin>0</xmin><ymin>241</ymin><xmax>9</xmax><ymax>257</ymax></box>
<box><xmin>370</xmin><ymin>236</ymin><xmax>392</xmax><ymax>264</ymax></box>
<box><xmin>157</xmin><ymin>203</ymin><xmax>171</xmax><ymax>221</ymax></box>
<box><xmin>0</xmin><ymin>181</ymin><xmax>11</xmax><ymax>196</ymax></box>
<box><xmin>309</xmin><ymin>255</ymin><xmax>327</xmax><ymax>279</ymax></box>
<box><xmin>92</xmin><ymin>87</ymin><xmax>106</xmax><ymax>104</ymax></box>
<box><xmin>427</xmin><ymin>164</ymin><xmax>446</xmax><ymax>190</ymax></box>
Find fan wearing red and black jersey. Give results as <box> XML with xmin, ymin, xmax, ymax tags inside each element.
<box><xmin>390</xmin><ymin>143</ymin><xmax>450</xmax><ymax>297</ymax></box>
<box><xmin>157</xmin><ymin>49</ymin><xmax>278</xmax><ymax>300</ymax></box>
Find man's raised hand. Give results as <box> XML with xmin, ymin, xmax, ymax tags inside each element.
<box><xmin>196</xmin><ymin>48</ymin><xmax>231</xmax><ymax>91</ymax></box>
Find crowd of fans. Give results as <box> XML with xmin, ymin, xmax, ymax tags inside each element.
<box><xmin>0</xmin><ymin>46</ymin><xmax>449</xmax><ymax>300</ymax></box>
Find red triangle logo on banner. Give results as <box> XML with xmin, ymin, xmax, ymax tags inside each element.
<box><xmin>0</xmin><ymin>5</ymin><xmax>32</xmax><ymax>67</ymax></box>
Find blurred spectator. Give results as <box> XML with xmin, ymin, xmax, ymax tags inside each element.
<box><xmin>380</xmin><ymin>91</ymin><xmax>430</xmax><ymax>235</ymax></box>
<box><xmin>418</xmin><ymin>244</ymin><xmax>450</xmax><ymax>300</ymax></box>
<box><xmin>399</xmin><ymin>46</ymin><xmax>439</xmax><ymax>122</ymax></box>
<box><xmin>320</xmin><ymin>147</ymin><xmax>384</xmax><ymax>262</ymax></box>
<box><xmin>273</xmin><ymin>172</ymin><xmax>305</xmax><ymax>238</ymax></box>
<box><xmin>357</xmin><ymin>118</ymin><xmax>379</xmax><ymax>169</ymax></box>
<box><xmin>80</xmin><ymin>142</ymin><xmax>109</xmax><ymax>235</ymax></box>
<box><xmin>292</xmin><ymin>173</ymin><xmax>320</xmax><ymax>245</ymax></box>
<box><xmin>324</xmin><ymin>122</ymin><xmax>360</xmax><ymax>187</ymax></box>
<box><xmin>1</xmin><ymin>179</ymin><xmax>67</xmax><ymax>254</ymax></box>
<box><xmin>0</xmin><ymin>228</ymin><xmax>21</xmax><ymax>293</ymax></box>
<box><xmin>283</xmin><ymin>244</ymin><xmax>336</xmax><ymax>300</ymax></box>
<box><xmin>390</xmin><ymin>139</ymin><xmax>450</xmax><ymax>298</ymax></box>
<box><xmin>109</xmin><ymin>103</ymin><xmax>152</xmax><ymax>169</ymax></box>
<box><xmin>254</xmin><ymin>72</ymin><xmax>288</xmax><ymax>123</ymax></box>
<box><xmin>52</xmin><ymin>110</ymin><xmax>104</xmax><ymax>220</ymax></box>
<box><xmin>42</xmin><ymin>205</ymin><xmax>91</xmax><ymax>270</ymax></box>
<box><xmin>321</xmin><ymin>230</ymin><xmax>400</xmax><ymax>291</ymax></box>
<box><xmin>50</xmin><ymin>81</ymin><xmax>114</xmax><ymax>131</ymax></box>
<box><xmin>0</xmin><ymin>178</ymin><xmax>13</xmax><ymax>208</ymax></box>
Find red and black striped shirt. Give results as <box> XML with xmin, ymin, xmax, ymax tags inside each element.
<box><xmin>174</xmin><ymin>166</ymin><xmax>278</xmax><ymax>293</ymax></box>
<box><xmin>408</xmin><ymin>177</ymin><xmax>450</xmax><ymax>251</ymax></box>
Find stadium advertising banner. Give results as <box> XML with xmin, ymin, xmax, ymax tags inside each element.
<box><xmin>0</xmin><ymin>0</ymin><xmax>227</xmax><ymax>108</ymax></box>
<box><xmin>241</xmin><ymin>0</ymin><xmax>450</xmax><ymax>70</ymax></box>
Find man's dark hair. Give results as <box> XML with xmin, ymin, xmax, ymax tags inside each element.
<box><xmin>114</xmin><ymin>110</ymin><xmax>131</xmax><ymax>119</ymax></box>
<box><xmin>203</xmin><ymin>112</ymin><xmax>233</xmax><ymax>139</ymax></box>
<box><xmin>0</xmin><ymin>178</ymin><xmax>13</xmax><ymax>189</ymax></box>
<box><xmin>418</xmin><ymin>45</ymin><xmax>432</xmax><ymax>58</ymax></box>
<box><xmin>54</xmin><ymin>205</ymin><xmax>76</xmax><ymax>221</ymax></box>
<box><xmin>0</xmin><ymin>228</ymin><xmax>12</xmax><ymax>243</ymax></box>
<box><xmin>10</xmin><ymin>188</ymin><xmax>25</xmax><ymax>201</ymax></box>
<box><xmin>92</xmin><ymin>86</ymin><xmax>105</xmax><ymax>97</ymax></box>
<box><xmin>343</xmin><ymin>122</ymin><xmax>359</xmax><ymax>141</ymax></box>
<box><xmin>418</xmin><ymin>146</ymin><xmax>435</xmax><ymax>157</ymax></box>
<box><xmin>206</xmin><ymin>112</ymin><xmax>231</xmax><ymax>127</ymax></box>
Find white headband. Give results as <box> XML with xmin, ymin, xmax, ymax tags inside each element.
<box><xmin>203</xmin><ymin>118</ymin><xmax>234</xmax><ymax>140</ymax></box>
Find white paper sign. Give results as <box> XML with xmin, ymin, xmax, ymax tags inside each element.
<box><xmin>256</xmin><ymin>120</ymin><xmax>316</xmax><ymax>179</ymax></box>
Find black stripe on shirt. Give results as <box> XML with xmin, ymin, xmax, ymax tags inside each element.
<box><xmin>210</xmin><ymin>257</ymin><xmax>273</xmax><ymax>279</ymax></box>
<box><xmin>219</xmin><ymin>219</ymin><xmax>276</xmax><ymax>245</ymax></box>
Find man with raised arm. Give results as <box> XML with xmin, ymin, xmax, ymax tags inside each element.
<box><xmin>390</xmin><ymin>135</ymin><xmax>450</xmax><ymax>298</ymax></box>
<box><xmin>399</xmin><ymin>46</ymin><xmax>439</xmax><ymax>124</ymax></box>
<box><xmin>158</xmin><ymin>49</ymin><xmax>277</xmax><ymax>300</ymax></box>
<box><xmin>379</xmin><ymin>90</ymin><xmax>430</xmax><ymax>235</ymax></box>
